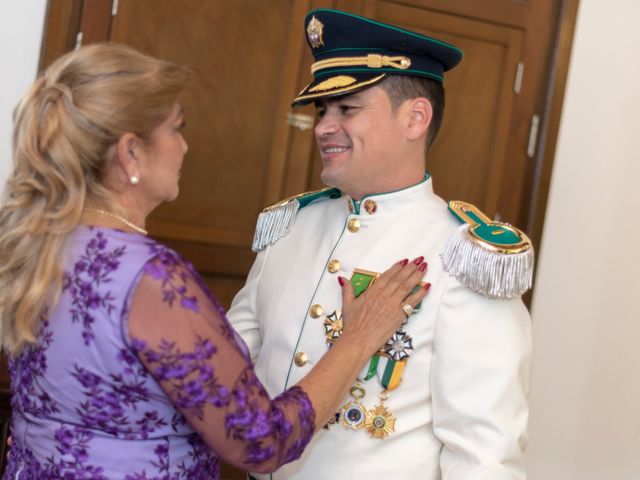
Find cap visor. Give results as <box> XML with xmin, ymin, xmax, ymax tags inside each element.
<box><xmin>292</xmin><ymin>72</ymin><xmax>387</xmax><ymax>106</ymax></box>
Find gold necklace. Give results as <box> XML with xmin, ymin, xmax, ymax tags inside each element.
<box><xmin>84</xmin><ymin>208</ymin><xmax>148</xmax><ymax>235</ymax></box>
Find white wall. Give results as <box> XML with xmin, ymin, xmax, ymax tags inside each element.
<box><xmin>1</xmin><ymin>1</ymin><xmax>639</xmax><ymax>479</ymax></box>
<box><xmin>528</xmin><ymin>1</ymin><xmax>640</xmax><ymax>479</ymax></box>
<box><xmin>0</xmin><ymin>0</ymin><xmax>47</xmax><ymax>187</ymax></box>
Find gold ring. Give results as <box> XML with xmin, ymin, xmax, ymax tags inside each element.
<box><xmin>400</xmin><ymin>302</ymin><xmax>414</xmax><ymax>318</ymax></box>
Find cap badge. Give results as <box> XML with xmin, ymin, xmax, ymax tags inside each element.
<box><xmin>307</xmin><ymin>15</ymin><xmax>324</xmax><ymax>48</ymax></box>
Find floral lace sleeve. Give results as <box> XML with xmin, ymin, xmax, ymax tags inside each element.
<box><xmin>125</xmin><ymin>252</ymin><xmax>315</xmax><ymax>473</ymax></box>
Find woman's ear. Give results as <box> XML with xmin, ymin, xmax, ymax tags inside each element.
<box><xmin>405</xmin><ymin>98</ymin><xmax>433</xmax><ymax>141</ymax></box>
<box><xmin>115</xmin><ymin>133</ymin><xmax>142</xmax><ymax>185</ymax></box>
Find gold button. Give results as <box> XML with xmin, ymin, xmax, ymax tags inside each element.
<box><xmin>364</xmin><ymin>199</ymin><xmax>377</xmax><ymax>215</ymax></box>
<box><xmin>294</xmin><ymin>352</ymin><xmax>309</xmax><ymax>367</ymax></box>
<box><xmin>310</xmin><ymin>304</ymin><xmax>323</xmax><ymax>318</ymax></box>
<box><xmin>327</xmin><ymin>259</ymin><xmax>341</xmax><ymax>273</ymax></box>
<box><xmin>347</xmin><ymin>218</ymin><xmax>360</xmax><ymax>233</ymax></box>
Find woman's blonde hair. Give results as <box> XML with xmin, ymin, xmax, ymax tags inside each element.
<box><xmin>0</xmin><ymin>43</ymin><xmax>190</xmax><ymax>354</ymax></box>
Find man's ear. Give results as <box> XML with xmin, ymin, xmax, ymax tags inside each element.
<box><xmin>114</xmin><ymin>133</ymin><xmax>142</xmax><ymax>183</ymax></box>
<box><xmin>405</xmin><ymin>98</ymin><xmax>433</xmax><ymax>141</ymax></box>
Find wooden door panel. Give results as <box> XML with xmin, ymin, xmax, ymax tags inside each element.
<box><xmin>374</xmin><ymin>2</ymin><xmax>524</xmax><ymax>213</ymax></box>
<box><xmin>381</xmin><ymin>0</ymin><xmax>532</xmax><ymax>28</ymax></box>
<box><xmin>111</xmin><ymin>1</ymin><xmax>298</xmax><ymax>245</ymax></box>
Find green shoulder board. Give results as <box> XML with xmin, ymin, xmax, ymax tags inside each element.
<box><xmin>440</xmin><ymin>200</ymin><xmax>534</xmax><ymax>299</ymax></box>
<box><xmin>252</xmin><ymin>187</ymin><xmax>342</xmax><ymax>252</ymax></box>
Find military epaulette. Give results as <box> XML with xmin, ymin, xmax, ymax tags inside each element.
<box><xmin>440</xmin><ymin>200</ymin><xmax>534</xmax><ymax>299</ymax></box>
<box><xmin>252</xmin><ymin>187</ymin><xmax>342</xmax><ymax>252</ymax></box>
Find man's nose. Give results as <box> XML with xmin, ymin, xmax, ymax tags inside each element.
<box><xmin>314</xmin><ymin>113</ymin><xmax>339</xmax><ymax>138</ymax></box>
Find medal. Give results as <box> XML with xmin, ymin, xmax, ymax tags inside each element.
<box><xmin>384</xmin><ymin>330</ymin><xmax>414</xmax><ymax>361</ymax></box>
<box><xmin>323</xmin><ymin>310</ymin><xmax>343</xmax><ymax>344</ymax></box>
<box><xmin>339</xmin><ymin>384</ymin><xmax>367</xmax><ymax>430</ymax></box>
<box><xmin>364</xmin><ymin>390</ymin><xmax>396</xmax><ymax>439</ymax></box>
<box><xmin>323</xmin><ymin>267</ymin><xmax>432</xmax><ymax>440</ymax></box>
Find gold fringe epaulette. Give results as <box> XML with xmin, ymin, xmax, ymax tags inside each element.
<box><xmin>440</xmin><ymin>201</ymin><xmax>534</xmax><ymax>299</ymax></box>
<box><xmin>252</xmin><ymin>187</ymin><xmax>342</xmax><ymax>252</ymax></box>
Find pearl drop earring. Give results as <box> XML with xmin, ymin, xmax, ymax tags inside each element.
<box><xmin>130</xmin><ymin>175</ymin><xmax>139</xmax><ymax>185</ymax></box>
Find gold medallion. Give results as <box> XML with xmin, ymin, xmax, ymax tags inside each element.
<box><xmin>339</xmin><ymin>400</ymin><xmax>367</xmax><ymax>430</ymax></box>
<box><xmin>364</xmin><ymin>404</ymin><xmax>396</xmax><ymax>439</ymax></box>
<box><xmin>339</xmin><ymin>384</ymin><xmax>367</xmax><ymax>430</ymax></box>
<box><xmin>307</xmin><ymin>15</ymin><xmax>325</xmax><ymax>48</ymax></box>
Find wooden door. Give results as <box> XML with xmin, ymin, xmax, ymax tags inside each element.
<box><xmin>10</xmin><ymin>0</ymin><xmax>578</xmax><ymax>478</ymax></box>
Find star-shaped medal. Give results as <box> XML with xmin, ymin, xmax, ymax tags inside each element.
<box><xmin>364</xmin><ymin>405</ymin><xmax>396</xmax><ymax>439</ymax></box>
<box><xmin>384</xmin><ymin>331</ymin><xmax>414</xmax><ymax>361</ymax></box>
<box><xmin>323</xmin><ymin>310</ymin><xmax>343</xmax><ymax>344</ymax></box>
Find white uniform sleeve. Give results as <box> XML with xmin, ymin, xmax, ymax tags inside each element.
<box><xmin>226</xmin><ymin>248</ymin><xmax>269</xmax><ymax>363</ymax></box>
<box><xmin>432</xmin><ymin>277</ymin><xmax>532</xmax><ymax>480</ymax></box>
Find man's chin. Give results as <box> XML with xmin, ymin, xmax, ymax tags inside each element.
<box><xmin>320</xmin><ymin>169</ymin><xmax>340</xmax><ymax>189</ymax></box>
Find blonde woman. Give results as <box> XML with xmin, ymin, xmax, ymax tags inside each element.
<box><xmin>0</xmin><ymin>43</ymin><xmax>429</xmax><ymax>478</ymax></box>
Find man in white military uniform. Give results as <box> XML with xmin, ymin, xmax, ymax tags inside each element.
<box><xmin>229</xmin><ymin>8</ymin><xmax>533</xmax><ymax>480</ymax></box>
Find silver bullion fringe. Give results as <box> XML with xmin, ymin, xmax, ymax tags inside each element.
<box><xmin>252</xmin><ymin>200</ymin><xmax>299</xmax><ymax>252</ymax></box>
<box><xmin>440</xmin><ymin>224</ymin><xmax>534</xmax><ymax>299</ymax></box>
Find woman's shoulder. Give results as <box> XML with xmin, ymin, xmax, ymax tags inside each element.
<box><xmin>64</xmin><ymin>225</ymin><xmax>185</xmax><ymax>287</ymax></box>
<box><xmin>69</xmin><ymin>224</ymin><xmax>176</xmax><ymax>256</ymax></box>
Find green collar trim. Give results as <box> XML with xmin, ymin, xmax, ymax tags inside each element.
<box><xmin>350</xmin><ymin>173</ymin><xmax>431</xmax><ymax>213</ymax></box>
<box><xmin>298</xmin><ymin>187</ymin><xmax>342</xmax><ymax>209</ymax></box>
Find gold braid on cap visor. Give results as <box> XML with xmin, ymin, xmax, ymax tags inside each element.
<box><xmin>311</xmin><ymin>54</ymin><xmax>411</xmax><ymax>74</ymax></box>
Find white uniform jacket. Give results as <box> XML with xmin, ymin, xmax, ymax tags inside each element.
<box><xmin>228</xmin><ymin>177</ymin><xmax>532</xmax><ymax>480</ymax></box>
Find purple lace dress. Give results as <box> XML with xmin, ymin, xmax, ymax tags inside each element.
<box><xmin>5</xmin><ymin>226</ymin><xmax>314</xmax><ymax>479</ymax></box>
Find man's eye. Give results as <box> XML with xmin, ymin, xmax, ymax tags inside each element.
<box><xmin>340</xmin><ymin>105</ymin><xmax>355</xmax><ymax>113</ymax></box>
<box><xmin>316</xmin><ymin>109</ymin><xmax>326</xmax><ymax>117</ymax></box>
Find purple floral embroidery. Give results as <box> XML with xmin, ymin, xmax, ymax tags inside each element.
<box><xmin>9</xmin><ymin>317</ymin><xmax>60</xmax><ymax>418</ymax></box>
<box><xmin>132</xmin><ymin>337</ymin><xmax>230</xmax><ymax>420</ymax></box>
<box><xmin>125</xmin><ymin>435</ymin><xmax>218</xmax><ymax>480</ymax></box>
<box><xmin>281</xmin><ymin>387</ymin><xmax>316</xmax><ymax>463</ymax></box>
<box><xmin>171</xmin><ymin>410</ymin><xmax>188</xmax><ymax>432</ymax></box>
<box><xmin>71</xmin><ymin>353</ymin><xmax>167</xmax><ymax>439</ymax></box>
<box><xmin>225</xmin><ymin>369</ymin><xmax>314</xmax><ymax>466</ymax></box>
<box><xmin>146</xmin><ymin>242</ymin><xmax>252</xmax><ymax>364</ymax></box>
<box><xmin>63</xmin><ymin>230</ymin><xmax>125</xmax><ymax>344</ymax></box>
<box><xmin>2</xmin><ymin>439</ymin><xmax>47</xmax><ymax>479</ymax></box>
<box><xmin>145</xmin><ymin>243</ymin><xmax>199</xmax><ymax>312</ymax></box>
<box><xmin>178</xmin><ymin>434</ymin><xmax>220</xmax><ymax>479</ymax></box>
<box><xmin>45</xmin><ymin>426</ymin><xmax>109</xmax><ymax>479</ymax></box>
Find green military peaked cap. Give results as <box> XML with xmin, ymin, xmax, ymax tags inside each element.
<box><xmin>293</xmin><ymin>8</ymin><xmax>463</xmax><ymax>106</ymax></box>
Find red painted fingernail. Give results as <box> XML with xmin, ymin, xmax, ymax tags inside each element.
<box><xmin>423</xmin><ymin>282</ymin><xmax>432</xmax><ymax>290</ymax></box>
<box><xmin>413</xmin><ymin>256</ymin><xmax>424</xmax><ymax>265</ymax></box>
<box><xmin>400</xmin><ymin>258</ymin><xmax>409</xmax><ymax>266</ymax></box>
<box><xmin>338</xmin><ymin>276</ymin><xmax>346</xmax><ymax>286</ymax></box>
<box><xmin>419</xmin><ymin>262</ymin><xmax>427</xmax><ymax>272</ymax></box>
